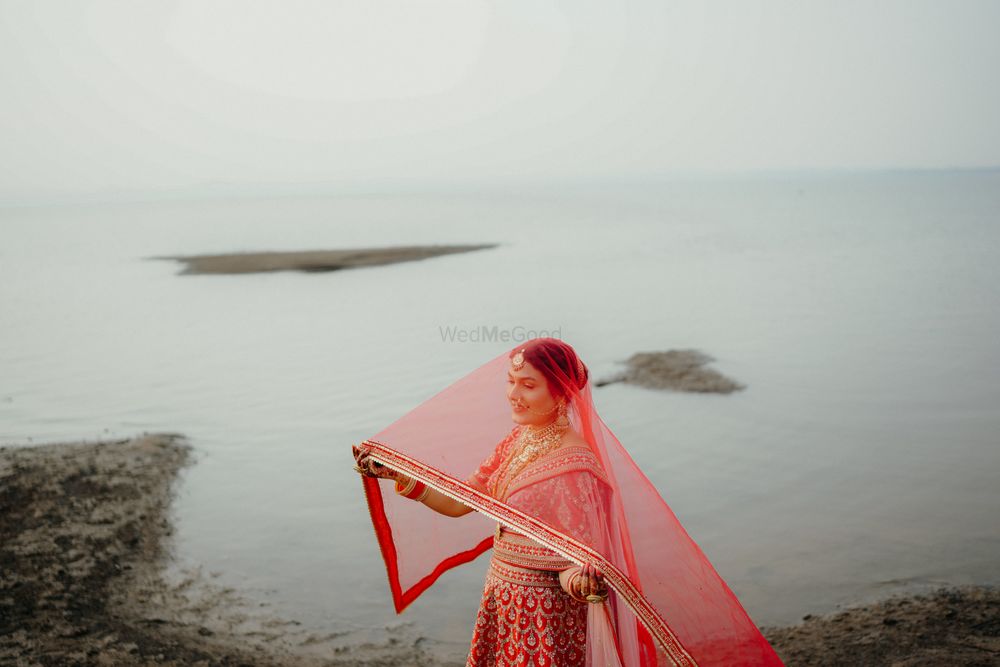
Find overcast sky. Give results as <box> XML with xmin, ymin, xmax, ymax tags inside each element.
<box><xmin>1</xmin><ymin>0</ymin><xmax>998</xmax><ymax>203</ymax></box>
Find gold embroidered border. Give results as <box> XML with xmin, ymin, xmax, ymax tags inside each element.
<box><xmin>488</xmin><ymin>557</ymin><xmax>562</xmax><ymax>588</ymax></box>
<box><xmin>503</xmin><ymin>447</ymin><xmax>611</xmax><ymax>500</ymax></box>
<box><xmin>533</xmin><ymin>445</ymin><xmax>610</xmax><ymax>484</ymax></box>
<box><xmin>485</xmin><ymin>427</ymin><xmax>523</xmax><ymax>500</ymax></box>
<box><xmin>360</xmin><ymin>439</ymin><xmax>699</xmax><ymax>667</ymax></box>
<box><xmin>494</xmin><ymin>530</ymin><xmax>575</xmax><ymax>571</ymax></box>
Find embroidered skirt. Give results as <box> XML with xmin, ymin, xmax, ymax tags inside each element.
<box><xmin>466</xmin><ymin>555</ymin><xmax>588</xmax><ymax>667</ymax></box>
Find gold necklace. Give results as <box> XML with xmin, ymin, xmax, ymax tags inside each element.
<box><xmin>497</xmin><ymin>420</ymin><xmax>568</xmax><ymax>499</ymax></box>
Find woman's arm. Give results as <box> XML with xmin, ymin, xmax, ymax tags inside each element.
<box><xmin>353</xmin><ymin>446</ymin><xmax>473</xmax><ymax>517</ymax></box>
<box><xmin>395</xmin><ymin>470</ymin><xmax>475</xmax><ymax>517</ymax></box>
<box><xmin>416</xmin><ymin>485</ymin><xmax>474</xmax><ymax>517</ymax></box>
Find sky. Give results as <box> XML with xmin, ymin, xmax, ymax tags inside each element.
<box><xmin>1</xmin><ymin>0</ymin><xmax>999</xmax><ymax>203</ymax></box>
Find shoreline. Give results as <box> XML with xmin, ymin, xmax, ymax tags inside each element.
<box><xmin>0</xmin><ymin>434</ymin><xmax>450</xmax><ymax>666</ymax></box>
<box><xmin>1</xmin><ymin>433</ymin><xmax>996</xmax><ymax>665</ymax></box>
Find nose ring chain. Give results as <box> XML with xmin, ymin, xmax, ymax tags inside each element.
<box><xmin>512</xmin><ymin>400</ymin><xmax>558</xmax><ymax>416</ymax></box>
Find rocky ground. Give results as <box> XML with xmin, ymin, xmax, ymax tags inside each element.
<box><xmin>0</xmin><ymin>434</ymin><xmax>447</xmax><ymax>667</ymax></box>
<box><xmin>1</xmin><ymin>433</ymin><xmax>996</xmax><ymax>666</ymax></box>
<box><xmin>762</xmin><ymin>585</ymin><xmax>1000</xmax><ymax>666</ymax></box>
<box><xmin>595</xmin><ymin>349</ymin><xmax>746</xmax><ymax>394</ymax></box>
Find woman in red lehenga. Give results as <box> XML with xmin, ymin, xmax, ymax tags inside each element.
<box><xmin>353</xmin><ymin>338</ymin><xmax>784</xmax><ymax>666</ymax></box>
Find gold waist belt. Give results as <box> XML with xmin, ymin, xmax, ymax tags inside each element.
<box><xmin>487</xmin><ymin>557</ymin><xmax>562</xmax><ymax>588</ymax></box>
<box><xmin>492</xmin><ymin>524</ymin><xmax>575</xmax><ymax>573</ymax></box>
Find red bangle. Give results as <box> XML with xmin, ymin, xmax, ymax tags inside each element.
<box><xmin>405</xmin><ymin>481</ymin><xmax>427</xmax><ymax>499</ymax></box>
<box><xmin>566</xmin><ymin>569</ymin><xmax>588</xmax><ymax>603</ymax></box>
<box><xmin>395</xmin><ymin>477</ymin><xmax>428</xmax><ymax>500</ymax></box>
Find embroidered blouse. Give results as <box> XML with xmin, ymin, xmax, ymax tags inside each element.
<box><xmin>466</xmin><ymin>426</ymin><xmax>613</xmax><ymax>573</ymax></box>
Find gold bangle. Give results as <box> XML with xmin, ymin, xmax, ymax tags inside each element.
<box><xmin>567</xmin><ymin>570</ymin><xmax>588</xmax><ymax>603</ymax></box>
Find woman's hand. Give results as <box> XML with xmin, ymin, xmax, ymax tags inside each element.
<box><xmin>351</xmin><ymin>447</ymin><xmax>473</xmax><ymax>517</ymax></box>
<box><xmin>576</xmin><ymin>563</ymin><xmax>608</xmax><ymax>600</ymax></box>
<box><xmin>352</xmin><ymin>445</ymin><xmax>402</xmax><ymax>482</ymax></box>
<box><xmin>561</xmin><ymin>563</ymin><xmax>608</xmax><ymax>602</ymax></box>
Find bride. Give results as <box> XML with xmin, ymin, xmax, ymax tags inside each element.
<box><xmin>356</xmin><ymin>341</ymin><xmax>611</xmax><ymax>665</ymax></box>
<box><xmin>353</xmin><ymin>338</ymin><xmax>783</xmax><ymax>666</ymax></box>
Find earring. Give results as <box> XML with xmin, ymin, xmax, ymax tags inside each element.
<box><xmin>555</xmin><ymin>400</ymin><xmax>569</xmax><ymax>428</ymax></box>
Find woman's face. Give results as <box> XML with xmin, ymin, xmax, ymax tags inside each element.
<box><xmin>507</xmin><ymin>361</ymin><xmax>560</xmax><ymax>426</ymax></box>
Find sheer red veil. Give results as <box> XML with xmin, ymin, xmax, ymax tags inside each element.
<box><xmin>356</xmin><ymin>338</ymin><xmax>783</xmax><ymax>666</ymax></box>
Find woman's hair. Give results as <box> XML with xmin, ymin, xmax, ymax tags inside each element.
<box><xmin>509</xmin><ymin>338</ymin><xmax>589</xmax><ymax>401</ymax></box>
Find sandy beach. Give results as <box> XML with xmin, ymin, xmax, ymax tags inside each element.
<box><xmin>1</xmin><ymin>433</ymin><xmax>996</xmax><ymax>666</ymax></box>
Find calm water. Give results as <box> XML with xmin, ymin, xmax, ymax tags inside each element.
<box><xmin>2</xmin><ymin>171</ymin><xmax>999</xmax><ymax>660</ymax></box>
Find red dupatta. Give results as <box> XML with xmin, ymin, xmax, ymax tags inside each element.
<box><xmin>356</xmin><ymin>339</ymin><xmax>784</xmax><ymax>666</ymax></box>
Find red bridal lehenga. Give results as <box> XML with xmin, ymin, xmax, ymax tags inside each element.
<box><xmin>464</xmin><ymin>425</ymin><xmax>608</xmax><ymax>666</ymax></box>
<box><xmin>356</xmin><ymin>339</ymin><xmax>784</xmax><ymax>666</ymax></box>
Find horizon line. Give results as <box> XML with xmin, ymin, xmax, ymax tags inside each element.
<box><xmin>2</xmin><ymin>164</ymin><xmax>998</xmax><ymax>210</ymax></box>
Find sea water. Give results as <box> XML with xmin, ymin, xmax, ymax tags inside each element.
<box><xmin>2</xmin><ymin>170</ymin><xmax>998</xmax><ymax>660</ymax></box>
